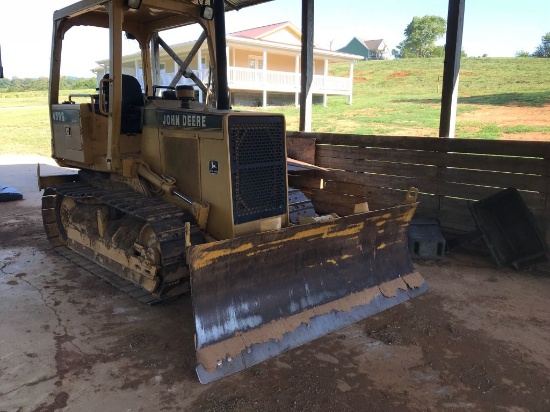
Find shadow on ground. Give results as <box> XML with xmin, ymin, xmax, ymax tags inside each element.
<box><xmin>396</xmin><ymin>91</ymin><xmax>550</xmax><ymax>107</ymax></box>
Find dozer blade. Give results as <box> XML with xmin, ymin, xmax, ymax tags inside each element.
<box><xmin>188</xmin><ymin>203</ymin><xmax>428</xmax><ymax>384</ymax></box>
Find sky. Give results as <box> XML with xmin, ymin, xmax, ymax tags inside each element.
<box><xmin>0</xmin><ymin>0</ymin><xmax>549</xmax><ymax>79</ymax></box>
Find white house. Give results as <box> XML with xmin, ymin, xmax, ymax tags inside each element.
<box><xmin>93</xmin><ymin>22</ymin><xmax>362</xmax><ymax>107</ymax></box>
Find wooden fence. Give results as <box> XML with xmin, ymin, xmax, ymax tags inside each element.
<box><xmin>287</xmin><ymin>132</ymin><xmax>550</xmax><ymax>242</ymax></box>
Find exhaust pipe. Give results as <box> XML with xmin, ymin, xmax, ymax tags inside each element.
<box><xmin>213</xmin><ymin>0</ymin><xmax>230</xmax><ymax>110</ymax></box>
<box><xmin>0</xmin><ymin>45</ymin><xmax>4</xmax><ymax>78</ymax></box>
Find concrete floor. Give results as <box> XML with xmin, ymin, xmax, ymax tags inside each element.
<box><xmin>1</xmin><ymin>155</ymin><xmax>549</xmax><ymax>412</ymax></box>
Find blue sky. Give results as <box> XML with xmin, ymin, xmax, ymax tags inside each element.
<box><xmin>0</xmin><ymin>0</ymin><xmax>548</xmax><ymax>79</ymax></box>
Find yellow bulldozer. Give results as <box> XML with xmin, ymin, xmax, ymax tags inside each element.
<box><xmin>39</xmin><ymin>0</ymin><xmax>428</xmax><ymax>383</ymax></box>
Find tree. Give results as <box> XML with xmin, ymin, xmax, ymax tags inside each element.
<box><xmin>532</xmin><ymin>32</ymin><xmax>550</xmax><ymax>58</ymax></box>
<box><xmin>515</xmin><ymin>50</ymin><xmax>531</xmax><ymax>58</ymax></box>
<box><xmin>393</xmin><ymin>15</ymin><xmax>447</xmax><ymax>58</ymax></box>
<box><xmin>4</xmin><ymin>76</ymin><xmax>96</xmax><ymax>92</ymax></box>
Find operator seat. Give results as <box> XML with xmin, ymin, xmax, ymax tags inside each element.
<box><xmin>99</xmin><ymin>73</ymin><xmax>144</xmax><ymax>134</ymax></box>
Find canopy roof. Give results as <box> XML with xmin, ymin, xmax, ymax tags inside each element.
<box><xmin>54</xmin><ymin>0</ymin><xmax>274</xmax><ymax>32</ymax></box>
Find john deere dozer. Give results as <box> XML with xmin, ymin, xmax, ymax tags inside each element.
<box><xmin>39</xmin><ymin>0</ymin><xmax>428</xmax><ymax>383</ymax></box>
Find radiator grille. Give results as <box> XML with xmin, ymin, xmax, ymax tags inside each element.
<box><xmin>228</xmin><ymin>115</ymin><xmax>287</xmax><ymax>225</ymax></box>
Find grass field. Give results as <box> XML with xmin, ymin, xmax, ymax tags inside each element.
<box><xmin>0</xmin><ymin>89</ymin><xmax>96</xmax><ymax>156</ymax></box>
<box><xmin>255</xmin><ymin>57</ymin><xmax>550</xmax><ymax>138</ymax></box>
<box><xmin>1</xmin><ymin>58</ymin><xmax>549</xmax><ymax>156</ymax></box>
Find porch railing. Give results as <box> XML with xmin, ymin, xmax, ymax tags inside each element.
<box><xmin>140</xmin><ymin>67</ymin><xmax>352</xmax><ymax>96</ymax></box>
<box><xmin>227</xmin><ymin>67</ymin><xmax>352</xmax><ymax>95</ymax></box>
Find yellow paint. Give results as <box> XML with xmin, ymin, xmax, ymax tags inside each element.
<box><xmin>323</xmin><ymin>223</ymin><xmax>365</xmax><ymax>239</ymax></box>
<box><xmin>326</xmin><ymin>259</ymin><xmax>338</xmax><ymax>265</ymax></box>
<box><xmin>396</xmin><ymin>207</ymin><xmax>416</xmax><ymax>222</ymax></box>
<box><xmin>378</xmin><ymin>230</ymin><xmax>385</xmax><ymax>234</ymax></box>
<box><xmin>64</xmin><ymin>227</ymin><xmax>158</xmax><ymax>290</ymax></box>
<box><xmin>191</xmin><ymin>205</ymin><xmax>416</xmax><ymax>272</ymax></box>
<box><xmin>341</xmin><ymin>254</ymin><xmax>352</xmax><ymax>260</ymax></box>
<box><xmin>246</xmin><ymin>244</ymin><xmax>284</xmax><ymax>257</ymax></box>
<box><xmin>191</xmin><ymin>243</ymin><xmax>254</xmax><ymax>270</ymax></box>
<box><xmin>258</xmin><ymin>221</ymin><xmax>365</xmax><ymax>248</ymax></box>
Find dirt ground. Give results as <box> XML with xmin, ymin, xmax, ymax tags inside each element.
<box><xmin>1</xmin><ymin>156</ymin><xmax>550</xmax><ymax>412</ymax></box>
<box><xmin>458</xmin><ymin>104</ymin><xmax>550</xmax><ymax>141</ymax></box>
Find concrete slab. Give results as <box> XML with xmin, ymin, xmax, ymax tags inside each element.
<box><xmin>0</xmin><ymin>157</ymin><xmax>201</xmax><ymax>410</ymax></box>
<box><xmin>0</xmin><ymin>155</ymin><xmax>549</xmax><ymax>411</ymax></box>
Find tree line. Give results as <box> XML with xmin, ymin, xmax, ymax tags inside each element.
<box><xmin>393</xmin><ymin>15</ymin><xmax>549</xmax><ymax>59</ymax></box>
<box><xmin>516</xmin><ymin>33</ymin><xmax>550</xmax><ymax>58</ymax></box>
<box><xmin>0</xmin><ymin>76</ymin><xmax>96</xmax><ymax>92</ymax></box>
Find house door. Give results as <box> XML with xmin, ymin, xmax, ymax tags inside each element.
<box><xmin>248</xmin><ymin>55</ymin><xmax>264</xmax><ymax>82</ymax></box>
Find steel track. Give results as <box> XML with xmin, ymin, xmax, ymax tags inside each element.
<box><xmin>41</xmin><ymin>173</ymin><xmax>202</xmax><ymax>305</ymax></box>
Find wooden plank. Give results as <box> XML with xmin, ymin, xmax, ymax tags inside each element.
<box><xmin>311</xmin><ymin>190</ymin><xmax>369</xmax><ymax>216</ymax></box>
<box><xmin>324</xmin><ymin>180</ymin><xmax>396</xmax><ymax>197</ymax></box>
<box><xmin>439</xmin><ymin>168</ymin><xmax>544</xmax><ymax>192</ymax></box>
<box><xmin>316</xmin><ymin>169</ymin><xmax>439</xmax><ymax>194</ymax></box>
<box><xmin>316</xmin><ymin>156</ymin><xmax>438</xmax><ymax>179</ymax></box>
<box><xmin>316</xmin><ymin>170</ymin><xmax>546</xmax><ymax>209</ymax></box>
<box><xmin>436</xmin><ymin>184</ymin><xmax>546</xmax><ymax>209</ymax></box>
<box><xmin>444</xmin><ymin>152</ymin><xmax>545</xmax><ymax>175</ymax></box>
<box><xmin>414</xmin><ymin>198</ymin><xmax>476</xmax><ymax>233</ymax></box>
<box><xmin>316</xmin><ymin>145</ymin><xmax>545</xmax><ymax>175</ymax></box>
<box><xmin>322</xmin><ymin>180</ymin><xmax>439</xmax><ymax>210</ymax></box>
<box><xmin>440</xmin><ymin>193</ymin><xmax>544</xmax><ymax>214</ymax></box>
<box><xmin>287</xmin><ymin>137</ymin><xmax>316</xmax><ymax>165</ymax></box>
<box><xmin>288</xmin><ymin>131</ymin><xmax>550</xmax><ymax>158</ymax></box>
<box><xmin>295</xmin><ymin>130</ymin><xmax>550</xmax><ymax>240</ymax></box>
<box><xmin>288</xmin><ymin>175</ymin><xmax>324</xmax><ymax>189</ymax></box>
<box><xmin>311</xmin><ymin>134</ymin><xmax>446</xmax><ymax>151</ymax></box>
<box><xmin>317</xmin><ymin>145</ymin><xmax>442</xmax><ymax>165</ymax></box>
<box><xmin>439</xmin><ymin>196</ymin><xmax>471</xmax><ymax>213</ymax></box>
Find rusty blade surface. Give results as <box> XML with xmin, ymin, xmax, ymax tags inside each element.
<box><xmin>188</xmin><ymin>203</ymin><xmax>428</xmax><ymax>383</ymax></box>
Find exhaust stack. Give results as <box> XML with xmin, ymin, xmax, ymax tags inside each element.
<box><xmin>213</xmin><ymin>0</ymin><xmax>230</xmax><ymax>110</ymax></box>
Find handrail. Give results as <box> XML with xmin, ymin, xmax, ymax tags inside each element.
<box><xmin>98</xmin><ymin>78</ymin><xmax>112</xmax><ymax>115</ymax></box>
<box><xmin>68</xmin><ymin>94</ymin><xmax>95</xmax><ymax>106</ymax></box>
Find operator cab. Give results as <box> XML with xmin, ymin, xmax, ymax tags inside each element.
<box><xmin>49</xmin><ymin>0</ymin><xmax>216</xmax><ymax>171</ymax></box>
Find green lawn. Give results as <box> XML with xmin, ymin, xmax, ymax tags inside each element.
<box><xmin>1</xmin><ymin>58</ymin><xmax>549</xmax><ymax>156</ymax></box>
<box><xmin>0</xmin><ymin>106</ymin><xmax>51</xmax><ymax>156</ymax></box>
<box><xmin>239</xmin><ymin>58</ymin><xmax>550</xmax><ymax>138</ymax></box>
<box><xmin>0</xmin><ymin>89</ymin><xmax>95</xmax><ymax>156</ymax></box>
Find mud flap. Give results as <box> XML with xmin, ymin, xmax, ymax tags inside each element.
<box><xmin>188</xmin><ymin>203</ymin><xmax>428</xmax><ymax>384</ymax></box>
